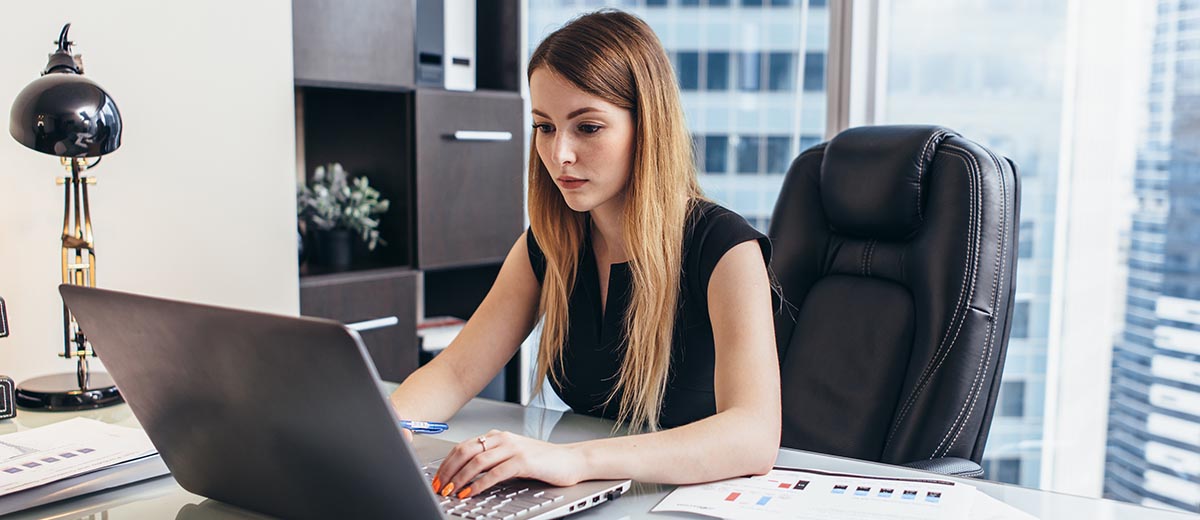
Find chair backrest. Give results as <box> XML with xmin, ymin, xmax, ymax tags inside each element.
<box><xmin>768</xmin><ymin>125</ymin><xmax>1020</xmax><ymax>465</ymax></box>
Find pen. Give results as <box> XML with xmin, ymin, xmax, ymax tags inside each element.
<box><xmin>400</xmin><ymin>420</ymin><xmax>449</xmax><ymax>434</ymax></box>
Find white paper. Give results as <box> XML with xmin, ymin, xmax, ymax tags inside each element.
<box><xmin>653</xmin><ymin>467</ymin><xmax>978</xmax><ymax>520</ymax></box>
<box><xmin>0</xmin><ymin>418</ymin><xmax>157</xmax><ymax>496</ymax></box>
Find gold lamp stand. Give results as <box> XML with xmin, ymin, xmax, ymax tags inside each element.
<box><xmin>14</xmin><ymin>158</ymin><xmax>123</xmax><ymax>410</ymax></box>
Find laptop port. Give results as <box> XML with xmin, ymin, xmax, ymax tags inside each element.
<box><xmin>593</xmin><ymin>496</ymin><xmax>601</xmax><ymax>503</ymax></box>
<box><xmin>577</xmin><ymin>501</ymin><xmax>587</xmax><ymax>508</ymax></box>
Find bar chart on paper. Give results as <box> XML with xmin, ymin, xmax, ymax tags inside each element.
<box><xmin>653</xmin><ymin>467</ymin><xmax>979</xmax><ymax>520</ymax></box>
<box><xmin>0</xmin><ymin>418</ymin><xmax>156</xmax><ymax>496</ymax></box>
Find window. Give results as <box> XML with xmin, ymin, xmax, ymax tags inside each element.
<box><xmin>998</xmin><ymin>381</ymin><xmax>1026</xmax><ymax>417</ymax></box>
<box><xmin>803</xmin><ymin>51</ymin><xmax>825</xmax><ymax>91</ymax></box>
<box><xmin>705</xmin><ymin>135</ymin><xmax>730</xmax><ymax>174</ymax></box>
<box><xmin>706</xmin><ymin>51</ymin><xmax>731</xmax><ymax>91</ymax></box>
<box><xmin>766</xmin><ymin>136</ymin><xmax>792</xmax><ymax>174</ymax></box>
<box><xmin>1011</xmin><ymin>301</ymin><xmax>1030</xmax><ymax>339</ymax></box>
<box><xmin>767</xmin><ymin>52</ymin><xmax>795</xmax><ymax>91</ymax></box>
<box><xmin>736</xmin><ymin>136</ymin><xmax>762</xmax><ymax>174</ymax></box>
<box><xmin>1019</xmin><ymin>221</ymin><xmax>1034</xmax><ymax>259</ymax></box>
<box><xmin>738</xmin><ymin>52</ymin><xmax>762</xmax><ymax>91</ymax></box>
<box><xmin>677</xmin><ymin>51</ymin><xmax>700</xmax><ymax>91</ymax></box>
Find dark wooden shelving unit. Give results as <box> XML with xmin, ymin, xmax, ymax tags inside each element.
<box><xmin>293</xmin><ymin>0</ymin><xmax>525</xmax><ymax>396</ymax></box>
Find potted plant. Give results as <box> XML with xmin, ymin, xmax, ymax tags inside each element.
<box><xmin>297</xmin><ymin>163</ymin><xmax>390</xmax><ymax>271</ymax></box>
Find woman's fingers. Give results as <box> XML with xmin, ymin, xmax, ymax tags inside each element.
<box><xmin>433</xmin><ymin>436</ymin><xmax>486</xmax><ymax>495</ymax></box>
<box><xmin>447</xmin><ymin>446</ymin><xmax>512</xmax><ymax>498</ymax></box>
<box><xmin>458</xmin><ymin>460</ymin><xmax>523</xmax><ymax>499</ymax></box>
<box><xmin>432</xmin><ymin>430</ymin><xmax>507</xmax><ymax>496</ymax></box>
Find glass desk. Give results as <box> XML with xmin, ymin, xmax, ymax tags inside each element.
<box><xmin>2</xmin><ymin>397</ymin><xmax>1195</xmax><ymax>519</ymax></box>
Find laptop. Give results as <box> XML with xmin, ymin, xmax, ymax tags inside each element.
<box><xmin>60</xmin><ymin>285</ymin><xmax>631</xmax><ymax>519</ymax></box>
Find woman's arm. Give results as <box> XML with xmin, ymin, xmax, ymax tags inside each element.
<box><xmin>433</xmin><ymin>240</ymin><xmax>780</xmax><ymax>498</ymax></box>
<box><xmin>389</xmin><ymin>232</ymin><xmax>542</xmax><ymax>422</ymax></box>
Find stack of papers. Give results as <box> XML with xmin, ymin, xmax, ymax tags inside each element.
<box><xmin>653</xmin><ymin>467</ymin><xmax>1038</xmax><ymax>520</ymax></box>
<box><xmin>0</xmin><ymin>418</ymin><xmax>158</xmax><ymax>497</ymax></box>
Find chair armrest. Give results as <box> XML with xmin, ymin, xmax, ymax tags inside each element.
<box><xmin>901</xmin><ymin>457</ymin><xmax>984</xmax><ymax>478</ymax></box>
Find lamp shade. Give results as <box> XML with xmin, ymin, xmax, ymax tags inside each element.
<box><xmin>10</xmin><ymin>73</ymin><xmax>122</xmax><ymax>158</ymax></box>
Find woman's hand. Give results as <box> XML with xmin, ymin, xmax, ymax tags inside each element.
<box><xmin>431</xmin><ymin>430</ymin><xmax>586</xmax><ymax>499</ymax></box>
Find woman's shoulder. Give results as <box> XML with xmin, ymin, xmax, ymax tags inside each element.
<box><xmin>684</xmin><ymin>198</ymin><xmax>771</xmax><ymax>294</ymax></box>
<box><xmin>686</xmin><ymin>199</ymin><xmax>763</xmax><ymax>246</ymax></box>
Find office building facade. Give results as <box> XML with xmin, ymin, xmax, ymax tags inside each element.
<box><xmin>1104</xmin><ymin>0</ymin><xmax>1200</xmax><ymax>512</ymax></box>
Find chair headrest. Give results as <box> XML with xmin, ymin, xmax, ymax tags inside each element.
<box><xmin>820</xmin><ymin>125</ymin><xmax>957</xmax><ymax>240</ymax></box>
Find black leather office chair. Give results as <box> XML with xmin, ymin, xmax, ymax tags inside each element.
<box><xmin>768</xmin><ymin>125</ymin><xmax>1020</xmax><ymax>478</ymax></box>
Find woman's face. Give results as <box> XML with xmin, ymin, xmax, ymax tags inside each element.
<box><xmin>530</xmin><ymin>68</ymin><xmax>635</xmax><ymax>215</ymax></box>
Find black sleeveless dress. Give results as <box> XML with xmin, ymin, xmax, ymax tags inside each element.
<box><xmin>526</xmin><ymin>200</ymin><xmax>770</xmax><ymax>428</ymax></box>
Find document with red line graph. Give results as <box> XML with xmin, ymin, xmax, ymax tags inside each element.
<box><xmin>652</xmin><ymin>466</ymin><xmax>978</xmax><ymax>519</ymax></box>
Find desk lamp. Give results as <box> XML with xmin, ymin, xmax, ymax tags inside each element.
<box><xmin>8</xmin><ymin>23</ymin><xmax>124</xmax><ymax>410</ymax></box>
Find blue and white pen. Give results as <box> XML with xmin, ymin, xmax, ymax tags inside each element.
<box><xmin>400</xmin><ymin>420</ymin><xmax>449</xmax><ymax>434</ymax></box>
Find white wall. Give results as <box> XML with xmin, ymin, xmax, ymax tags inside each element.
<box><xmin>0</xmin><ymin>1</ymin><xmax>299</xmax><ymax>382</ymax></box>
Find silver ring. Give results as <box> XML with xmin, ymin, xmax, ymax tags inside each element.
<box><xmin>477</xmin><ymin>436</ymin><xmax>487</xmax><ymax>451</ymax></box>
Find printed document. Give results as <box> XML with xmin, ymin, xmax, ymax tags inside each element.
<box><xmin>653</xmin><ymin>467</ymin><xmax>978</xmax><ymax>520</ymax></box>
<box><xmin>0</xmin><ymin>418</ymin><xmax>157</xmax><ymax>496</ymax></box>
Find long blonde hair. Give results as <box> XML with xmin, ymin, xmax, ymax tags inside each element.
<box><xmin>528</xmin><ymin>10</ymin><xmax>704</xmax><ymax>433</ymax></box>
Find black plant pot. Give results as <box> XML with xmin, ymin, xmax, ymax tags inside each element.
<box><xmin>313</xmin><ymin>228</ymin><xmax>353</xmax><ymax>271</ymax></box>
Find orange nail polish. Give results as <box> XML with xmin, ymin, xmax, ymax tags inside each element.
<box><xmin>432</xmin><ymin>477</ymin><xmax>442</xmax><ymax>493</ymax></box>
<box><xmin>457</xmin><ymin>487</ymin><xmax>472</xmax><ymax>499</ymax></box>
<box><xmin>441</xmin><ymin>482</ymin><xmax>455</xmax><ymax>497</ymax></box>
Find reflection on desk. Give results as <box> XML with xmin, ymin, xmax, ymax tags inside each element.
<box><xmin>4</xmin><ymin>395</ymin><xmax>1196</xmax><ymax>519</ymax></box>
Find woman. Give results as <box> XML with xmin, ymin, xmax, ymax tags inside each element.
<box><xmin>389</xmin><ymin>9</ymin><xmax>780</xmax><ymax>500</ymax></box>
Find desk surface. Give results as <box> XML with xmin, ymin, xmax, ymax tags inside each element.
<box><xmin>2</xmin><ymin>396</ymin><xmax>1194</xmax><ymax>520</ymax></box>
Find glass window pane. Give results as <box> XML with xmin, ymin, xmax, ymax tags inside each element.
<box><xmin>766</xmin><ymin>136</ymin><xmax>792</xmax><ymax>174</ymax></box>
<box><xmin>677</xmin><ymin>51</ymin><xmax>699</xmax><ymax>91</ymax></box>
<box><xmin>768</xmin><ymin>52</ymin><xmax>795</xmax><ymax>91</ymax></box>
<box><xmin>736</xmin><ymin>136</ymin><xmax>761</xmax><ymax>174</ymax></box>
<box><xmin>1011</xmin><ymin>301</ymin><xmax>1030</xmax><ymax>339</ymax></box>
<box><xmin>998</xmin><ymin>381</ymin><xmax>1026</xmax><ymax>417</ymax></box>
<box><xmin>1019</xmin><ymin>221</ymin><xmax>1034</xmax><ymax>259</ymax></box>
<box><xmin>706</xmin><ymin>51</ymin><xmax>730</xmax><ymax>91</ymax></box>
<box><xmin>705</xmin><ymin>135</ymin><xmax>729</xmax><ymax>174</ymax></box>
<box><xmin>738</xmin><ymin>52</ymin><xmax>762</xmax><ymax>92</ymax></box>
<box><xmin>803</xmin><ymin>51</ymin><xmax>825</xmax><ymax>91</ymax></box>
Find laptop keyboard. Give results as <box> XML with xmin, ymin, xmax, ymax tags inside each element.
<box><xmin>422</xmin><ymin>462</ymin><xmax>566</xmax><ymax>519</ymax></box>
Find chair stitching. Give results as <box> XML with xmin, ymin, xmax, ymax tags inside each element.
<box><xmin>915</xmin><ymin>130</ymin><xmax>949</xmax><ymax>222</ymax></box>
<box><xmin>932</xmin><ymin>145</ymin><xmax>1004</xmax><ymax>457</ymax></box>
<box><xmin>867</xmin><ymin>240</ymin><xmax>876</xmax><ymax>276</ymax></box>
<box><xmin>883</xmin><ymin>148</ymin><xmax>974</xmax><ymax>449</ymax></box>
<box><xmin>940</xmin><ymin>146</ymin><xmax>1010</xmax><ymax>458</ymax></box>
<box><xmin>860</xmin><ymin>241</ymin><xmax>868</xmax><ymax>276</ymax></box>
<box><xmin>883</xmin><ymin>149</ymin><xmax>982</xmax><ymax>453</ymax></box>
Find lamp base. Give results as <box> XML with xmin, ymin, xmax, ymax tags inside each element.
<box><xmin>15</xmin><ymin>372</ymin><xmax>123</xmax><ymax>411</ymax></box>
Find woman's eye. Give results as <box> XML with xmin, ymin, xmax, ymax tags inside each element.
<box><xmin>532</xmin><ymin>123</ymin><xmax>554</xmax><ymax>133</ymax></box>
<box><xmin>578</xmin><ymin>124</ymin><xmax>602</xmax><ymax>134</ymax></box>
